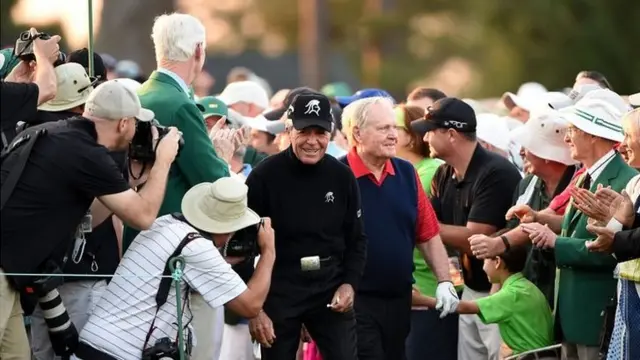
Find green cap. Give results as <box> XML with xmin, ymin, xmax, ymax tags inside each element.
<box><xmin>321</xmin><ymin>82</ymin><xmax>352</xmax><ymax>98</ymax></box>
<box><xmin>0</xmin><ymin>48</ymin><xmax>20</xmax><ymax>78</ymax></box>
<box><xmin>197</xmin><ymin>96</ymin><xmax>228</xmax><ymax>118</ymax></box>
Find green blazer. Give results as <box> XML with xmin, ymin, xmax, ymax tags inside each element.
<box><xmin>122</xmin><ymin>71</ymin><xmax>229</xmax><ymax>250</ymax></box>
<box><xmin>554</xmin><ymin>154</ymin><xmax>638</xmax><ymax>346</ymax></box>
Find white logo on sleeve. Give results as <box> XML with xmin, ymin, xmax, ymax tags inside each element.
<box><xmin>357</xmin><ymin>209</ymin><xmax>361</xmax><ymax>218</ymax></box>
<box><xmin>325</xmin><ymin>191</ymin><xmax>334</xmax><ymax>203</ymax></box>
<box><xmin>304</xmin><ymin>100</ymin><xmax>321</xmax><ymax>116</ymax></box>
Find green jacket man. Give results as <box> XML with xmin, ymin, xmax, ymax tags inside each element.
<box><xmin>554</xmin><ymin>154</ymin><xmax>637</xmax><ymax>346</ymax></box>
<box><xmin>122</xmin><ymin>70</ymin><xmax>229</xmax><ymax>251</ymax></box>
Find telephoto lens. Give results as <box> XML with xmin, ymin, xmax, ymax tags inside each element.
<box><xmin>38</xmin><ymin>288</ymin><xmax>79</xmax><ymax>356</ymax></box>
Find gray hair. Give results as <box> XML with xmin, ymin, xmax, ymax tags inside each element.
<box><xmin>341</xmin><ymin>96</ymin><xmax>394</xmax><ymax>146</ymax></box>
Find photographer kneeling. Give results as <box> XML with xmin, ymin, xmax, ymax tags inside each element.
<box><xmin>0</xmin><ymin>79</ymin><xmax>181</xmax><ymax>358</ymax></box>
<box><xmin>76</xmin><ymin>177</ymin><xmax>276</xmax><ymax>360</ymax></box>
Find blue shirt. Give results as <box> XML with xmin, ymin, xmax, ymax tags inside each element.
<box><xmin>156</xmin><ymin>68</ymin><xmax>190</xmax><ymax>95</ymax></box>
<box><xmin>326</xmin><ymin>141</ymin><xmax>347</xmax><ymax>158</ymax></box>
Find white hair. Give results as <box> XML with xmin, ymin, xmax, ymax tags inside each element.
<box><xmin>341</xmin><ymin>97</ymin><xmax>394</xmax><ymax>146</ymax></box>
<box><xmin>151</xmin><ymin>13</ymin><xmax>206</xmax><ymax>63</ymax></box>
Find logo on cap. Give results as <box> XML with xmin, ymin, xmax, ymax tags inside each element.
<box><xmin>304</xmin><ymin>100</ymin><xmax>321</xmax><ymax>116</ymax></box>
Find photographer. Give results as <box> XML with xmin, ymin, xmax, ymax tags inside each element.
<box><xmin>76</xmin><ymin>178</ymin><xmax>276</xmax><ymax>360</ymax></box>
<box><xmin>1</xmin><ymin>28</ymin><xmax>61</xmax><ymax>148</ymax></box>
<box><xmin>0</xmin><ymin>80</ymin><xmax>181</xmax><ymax>358</ymax></box>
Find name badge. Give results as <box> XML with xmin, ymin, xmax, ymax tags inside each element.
<box><xmin>300</xmin><ymin>256</ymin><xmax>321</xmax><ymax>271</ymax></box>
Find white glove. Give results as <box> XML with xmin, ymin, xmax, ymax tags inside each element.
<box><xmin>435</xmin><ymin>281</ymin><xmax>460</xmax><ymax>318</ymax></box>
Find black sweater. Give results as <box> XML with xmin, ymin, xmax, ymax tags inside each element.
<box><xmin>242</xmin><ymin>146</ymin><xmax>367</xmax><ymax>290</ymax></box>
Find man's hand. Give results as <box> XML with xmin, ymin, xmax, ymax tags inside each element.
<box><xmin>256</xmin><ymin>217</ymin><xmax>275</xmax><ymax>255</ymax></box>
<box><xmin>469</xmin><ymin>234</ymin><xmax>505</xmax><ymax>259</ymax></box>
<box><xmin>249</xmin><ymin>311</ymin><xmax>276</xmax><ymax>348</ymax></box>
<box><xmin>435</xmin><ymin>281</ymin><xmax>459</xmax><ymax>319</ymax></box>
<box><xmin>211</xmin><ymin>129</ymin><xmax>235</xmax><ymax>164</ymax></box>
<box><xmin>154</xmin><ymin>127</ymin><xmax>182</xmax><ymax>166</ymax></box>
<box><xmin>328</xmin><ymin>284</ymin><xmax>354</xmax><ymax>313</ymax></box>
<box><xmin>585</xmin><ymin>224</ymin><xmax>616</xmax><ymax>253</ymax></box>
<box><xmin>595</xmin><ymin>188</ymin><xmax>635</xmax><ymax>227</ymax></box>
<box><xmin>521</xmin><ymin>223</ymin><xmax>557</xmax><ymax>248</ymax></box>
<box><xmin>506</xmin><ymin>204</ymin><xmax>537</xmax><ymax>223</ymax></box>
<box><xmin>30</xmin><ymin>28</ymin><xmax>61</xmax><ymax>64</ymax></box>
<box><xmin>571</xmin><ymin>187</ymin><xmax>611</xmax><ymax>223</ymax></box>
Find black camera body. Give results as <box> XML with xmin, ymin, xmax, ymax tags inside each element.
<box><xmin>142</xmin><ymin>338</ymin><xmax>182</xmax><ymax>360</ymax></box>
<box><xmin>223</xmin><ymin>219</ymin><xmax>262</xmax><ymax>258</ymax></box>
<box><xmin>129</xmin><ymin>120</ymin><xmax>184</xmax><ymax>163</ymax></box>
<box><xmin>15</xmin><ymin>30</ymin><xmax>66</xmax><ymax>66</ymax></box>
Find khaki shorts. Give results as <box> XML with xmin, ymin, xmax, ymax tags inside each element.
<box><xmin>0</xmin><ymin>268</ymin><xmax>30</xmax><ymax>360</ymax></box>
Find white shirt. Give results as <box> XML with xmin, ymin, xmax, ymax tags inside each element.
<box><xmin>79</xmin><ymin>215</ymin><xmax>246</xmax><ymax>360</ymax></box>
<box><xmin>587</xmin><ymin>149</ymin><xmax>616</xmax><ymax>183</ymax></box>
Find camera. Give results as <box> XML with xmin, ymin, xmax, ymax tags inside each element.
<box><xmin>14</xmin><ymin>30</ymin><xmax>66</xmax><ymax>66</ymax></box>
<box><xmin>31</xmin><ymin>261</ymin><xmax>79</xmax><ymax>356</ymax></box>
<box><xmin>129</xmin><ymin>119</ymin><xmax>184</xmax><ymax>163</ymax></box>
<box><xmin>142</xmin><ymin>338</ymin><xmax>182</xmax><ymax>360</ymax></box>
<box><xmin>222</xmin><ymin>219</ymin><xmax>263</xmax><ymax>258</ymax></box>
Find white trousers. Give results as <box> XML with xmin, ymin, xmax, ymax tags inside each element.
<box><xmin>220</xmin><ymin>323</ymin><xmax>257</xmax><ymax>360</ymax></box>
<box><xmin>190</xmin><ymin>293</ymin><xmax>224</xmax><ymax>360</ymax></box>
<box><xmin>457</xmin><ymin>286</ymin><xmax>502</xmax><ymax>360</ymax></box>
<box><xmin>30</xmin><ymin>280</ymin><xmax>106</xmax><ymax>360</ymax></box>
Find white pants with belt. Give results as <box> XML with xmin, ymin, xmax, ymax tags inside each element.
<box><xmin>458</xmin><ymin>286</ymin><xmax>502</xmax><ymax>360</ymax></box>
<box><xmin>190</xmin><ymin>293</ymin><xmax>224</xmax><ymax>360</ymax></box>
<box><xmin>30</xmin><ymin>280</ymin><xmax>106</xmax><ymax>360</ymax></box>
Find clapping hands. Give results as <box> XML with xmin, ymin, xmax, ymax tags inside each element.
<box><xmin>209</xmin><ymin>118</ymin><xmax>251</xmax><ymax>164</ymax></box>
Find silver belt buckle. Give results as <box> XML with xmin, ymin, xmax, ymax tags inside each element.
<box><xmin>300</xmin><ymin>256</ymin><xmax>321</xmax><ymax>271</ymax></box>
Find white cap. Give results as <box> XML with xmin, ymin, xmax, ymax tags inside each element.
<box><xmin>218</xmin><ymin>81</ymin><xmax>269</xmax><ymax>109</ymax></box>
<box><xmin>627</xmin><ymin>92</ymin><xmax>639</xmax><ymax>107</ymax></box>
<box><xmin>115</xmin><ymin>78</ymin><xmax>142</xmax><ymax>93</ymax></box>
<box><xmin>249</xmin><ymin>115</ymin><xmax>281</xmax><ymax>135</ymax></box>
<box><xmin>510</xmin><ymin>106</ymin><xmax>577</xmax><ymax>166</ymax></box>
<box><xmin>501</xmin><ymin>82</ymin><xmax>548</xmax><ymax>111</ymax></box>
<box><xmin>85</xmin><ymin>79</ymin><xmax>155</xmax><ymax>121</ymax></box>
<box><xmin>181</xmin><ymin>178</ymin><xmax>260</xmax><ymax>234</ymax></box>
<box><xmin>559</xmin><ymin>89</ymin><xmax>629</xmax><ymax>142</ymax></box>
<box><xmin>475</xmin><ymin>113</ymin><xmax>511</xmax><ymax>152</ymax></box>
<box><xmin>39</xmin><ymin>63</ymin><xmax>95</xmax><ymax>112</ymax></box>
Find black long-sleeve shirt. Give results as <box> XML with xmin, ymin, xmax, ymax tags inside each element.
<box><xmin>244</xmin><ymin>146</ymin><xmax>367</xmax><ymax>290</ymax></box>
<box><xmin>613</xmin><ymin>227</ymin><xmax>640</xmax><ymax>262</ymax></box>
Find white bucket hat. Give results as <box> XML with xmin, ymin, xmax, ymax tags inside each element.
<box><xmin>476</xmin><ymin>113</ymin><xmax>511</xmax><ymax>152</ymax></box>
<box><xmin>181</xmin><ymin>178</ymin><xmax>261</xmax><ymax>234</ymax></box>
<box><xmin>510</xmin><ymin>106</ymin><xmax>577</xmax><ymax>166</ymax></box>
<box><xmin>501</xmin><ymin>82</ymin><xmax>548</xmax><ymax>111</ymax></box>
<box><xmin>559</xmin><ymin>89</ymin><xmax>630</xmax><ymax>143</ymax></box>
<box><xmin>39</xmin><ymin>63</ymin><xmax>96</xmax><ymax>112</ymax></box>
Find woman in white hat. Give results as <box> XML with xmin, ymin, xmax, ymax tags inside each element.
<box><xmin>469</xmin><ymin>106</ymin><xmax>579</xmax><ymax>307</ymax></box>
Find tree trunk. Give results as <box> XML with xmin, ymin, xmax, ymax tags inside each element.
<box><xmin>95</xmin><ymin>0</ymin><xmax>175</xmax><ymax>75</ymax></box>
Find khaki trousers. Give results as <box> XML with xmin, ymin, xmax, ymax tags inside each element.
<box><xmin>0</xmin><ymin>268</ymin><xmax>31</xmax><ymax>360</ymax></box>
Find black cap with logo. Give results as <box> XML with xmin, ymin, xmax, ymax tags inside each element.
<box><xmin>410</xmin><ymin>97</ymin><xmax>477</xmax><ymax>136</ymax></box>
<box><xmin>263</xmin><ymin>86</ymin><xmax>316</xmax><ymax>120</ymax></box>
<box><xmin>287</xmin><ymin>93</ymin><xmax>333</xmax><ymax>132</ymax></box>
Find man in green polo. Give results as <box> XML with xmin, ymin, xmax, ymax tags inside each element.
<box><xmin>122</xmin><ymin>13</ymin><xmax>230</xmax><ymax>252</ymax></box>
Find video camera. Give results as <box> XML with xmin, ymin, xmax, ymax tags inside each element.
<box><xmin>129</xmin><ymin>119</ymin><xmax>184</xmax><ymax>163</ymax></box>
<box><xmin>14</xmin><ymin>30</ymin><xmax>66</xmax><ymax>66</ymax></box>
<box><xmin>222</xmin><ymin>219</ymin><xmax>263</xmax><ymax>258</ymax></box>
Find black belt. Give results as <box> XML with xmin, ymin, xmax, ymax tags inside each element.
<box><xmin>519</xmin><ymin>347</ymin><xmax>560</xmax><ymax>360</ymax></box>
<box><xmin>75</xmin><ymin>342</ymin><xmax>118</xmax><ymax>360</ymax></box>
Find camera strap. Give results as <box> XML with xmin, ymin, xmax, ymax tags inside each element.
<box><xmin>142</xmin><ymin>231</ymin><xmax>201</xmax><ymax>351</ymax></box>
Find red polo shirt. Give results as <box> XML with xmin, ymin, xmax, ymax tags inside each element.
<box><xmin>346</xmin><ymin>149</ymin><xmax>440</xmax><ymax>243</ymax></box>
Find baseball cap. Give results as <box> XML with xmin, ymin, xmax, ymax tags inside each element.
<box><xmin>548</xmin><ymin>84</ymin><xmax>602</xmax><ymax>109</ymax></box>
<box><xmin>287</xmin><ymin>93</ymin><xmax>333</xmax><ymax>132</ymax></box>
<box><xmin>501</xmin><ymin>82</ymin><xmax>548</xmax><ymax>111</ymax></box>
<box><xmin>217</xmin><ymin>81</ymin><xmax>269</xmax><ymax>109</ymax></box>
<box><xmin>197</xmin><ymin>96</ymin><xmax>228</xmax><ymax>119</ymax></box>
<box><xmin>85</xmin><ymin>79</ymin><xmax>155</xmax><ymax>121</ymax></box>
<box><xmin>39</xmin><ymin>63</ymin><xmax>97</xmax><ymax>112</ymax></box>
<box><xmin>410</xmin><ymin>97</ymin><xmax>477</xmax><ymax>136</ymax></box>
<box><xmin>262</xmin><ymin>87</ymin><xmax>317</xmax><ymax>121</ymax></box>
<box><xmin>67</xmin><ymin>48</ymin><xmax>107</xmax><ymax>80</ymax></box>
<box><xmin>335</xmin><ymin>88</ymin><xmax>395</xmax><ymax>108</ymax></box>
<box><xmin>115</xmin><ymin>59</ymin><xmax>141</xmax><ymax>79</ymax></box>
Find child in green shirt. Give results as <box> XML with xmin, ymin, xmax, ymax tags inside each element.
<box><xmin>415</xmin><ymin>245</ymin><xmax>556</xmax><ymax>357</ymax></box>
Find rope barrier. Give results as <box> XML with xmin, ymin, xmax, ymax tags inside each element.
<box><xmin>3</xmin><ymin>273</ymin><xmax>176</xmax><ymax>279</ymax></box>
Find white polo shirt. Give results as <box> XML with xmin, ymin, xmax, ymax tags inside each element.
<box><xmin>78</xmin><ymin>215</ymin><xmax>247</xmax><ymax>360</ymax></box>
